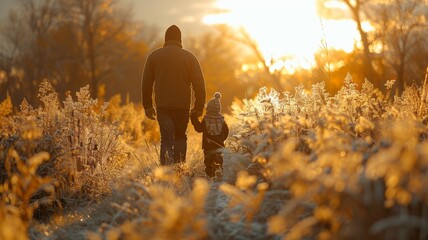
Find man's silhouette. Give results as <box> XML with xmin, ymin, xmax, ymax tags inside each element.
<box><xmin>142</xmin><ymin>25</ymin><xmax>206</xmax><ymax>165</ymax></box>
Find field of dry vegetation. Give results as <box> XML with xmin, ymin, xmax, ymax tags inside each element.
<box><xmin>1</xmin><ymin>72</ymin><xmax>428</xmax><ymax>240</ymax></box>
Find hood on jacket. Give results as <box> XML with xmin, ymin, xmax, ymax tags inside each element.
<box><xmin>165</xmin><ymin>25</ymin><xmax>181</xmax><ymax>43</ymax></box>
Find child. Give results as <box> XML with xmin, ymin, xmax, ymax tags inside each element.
<box><xmin>191</xmin><ymin>92</ymin><xmax>229</xmax><ymax>179</ymax></box>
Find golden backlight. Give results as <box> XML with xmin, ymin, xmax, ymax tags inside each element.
<box><xmin>203</xmin><ymin>0</ymin><xmax>361</xmax><ymax>71</ymax></box>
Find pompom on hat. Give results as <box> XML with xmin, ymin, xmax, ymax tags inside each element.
<box><xmin>206</xmin><ymin>92</ymin><xmax>222</xmax><ymax>117</ymax></box>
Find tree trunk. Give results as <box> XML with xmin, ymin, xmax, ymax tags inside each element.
<box><xmin>418</xmin><ymin>66</ymin><xmax>428</xmax><ymax>117</ymax></box>
<box><xmin>88</xmin><ymin>34</ymin><xmax>98</xmax><ymax>98</ymax></box>
<box><xmin>345</xmin><ymin>0</ymin><xmax>374</xmax><ymax>82</ymax></box>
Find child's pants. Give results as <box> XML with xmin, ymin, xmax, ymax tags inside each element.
<box><xmin>204</xmin><ymin>150</ymin><xmax>223</xmax><ymax>178</ymax></box>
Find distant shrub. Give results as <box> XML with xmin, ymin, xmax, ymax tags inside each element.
<box><xmin>0</xmin><ymin>81</ymin><xmax>133</xmax><ymax>202</ymax></box>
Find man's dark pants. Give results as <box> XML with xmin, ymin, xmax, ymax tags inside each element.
<box><xmin>156</xmin><ymin>108</ymin><xmax>189</xmax><ymax>165</ymax></box>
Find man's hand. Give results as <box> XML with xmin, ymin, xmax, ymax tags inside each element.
<box><xmin>190</xmin><ymin>111</ymin><xmax>198</xmax><ymax>119</ymax></box>
<box><xmin>191</xmin><ymin>108</ymin><xmax>203</xmax><ymax>117</ymax></box>
<box><xmin>145</xmin><ymin>108</ymin><xmax>156</xmax><ymax>120</ymax></box>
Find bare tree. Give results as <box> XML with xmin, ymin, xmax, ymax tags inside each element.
<box><xmin>0</xmin><ymin>11</ymin><xmax>24</xmax><ymax>101</ymax></box>
<box><xmin>318</xmin><ymin>0</ymin><xmax>375</xmax><ymax>81</ymax></box>
<box><xmin>59</xmin><ymin>0</ymin><xmax>130</xmax><ymax>98</ymax></box>
<box><xmin>318</xmin><ymin>0</ymin><xmax>427</xmax><ymax>93</ymax></box>
<box><xmin>342</xmin><ymin>0</ymin><xmax>375</xmax><ymax>82</ymax></box>
<box><xmin>214</xmin><ymin>25</ymin><xmax>286</xmax><ymax>92</ymax></box>
<box><xmin>0</xmin><ymin>0</ymin><xmax>154</xmax><ymax>105</ymax></box>
<box><xmin>185</xmin><ymin>31</ymin><xmax>245</xmax><ymax>111</ymax></box>
<box><xmin>367</xmin><ymin>0</ymin><xmax>428</xmax><ymax>93</ymax></box>
<box><xmin>0</xmin><ymin>0</ymin><xmax>58</xmax><ymax>104</ymax></box>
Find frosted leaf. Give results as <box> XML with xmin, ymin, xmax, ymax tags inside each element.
<box><xmin>385</xmin><ymin>80</ymin><xmax>396</xmax><ymax>90</ymax></box>
<box><xmin>235</xmin><ymin>171</ymin><xmax>257</xmax><ymax>190</ymax></box>
<box><xmin>362</xmin><ymin>79</ymin><xmax>374</xmax><ymax>94</ymax></box>
<box><xmin>76</xmin><ymin>85</ymin><xmax>91</xmax><ymax>102</ymax></box>
<box><xmin>0</xmin><ymin>95</ymin><xmax>13</xmax><ymax>117</ymax></box>
<box><xmin>20</xmin><ymin>98</ymin><xmax>33</xmax><ymax>114</ymax></box>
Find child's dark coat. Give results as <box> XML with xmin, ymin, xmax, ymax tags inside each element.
<box><xmin>190</xmin><ymin>114</ymin><xmax>229</xmax><ymax>177</ymax></box>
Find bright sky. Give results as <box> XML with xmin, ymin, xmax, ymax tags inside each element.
<box><xmin>202</xmin><ymin>0</ymin><xmax>360</xmax><ymax>70</ymax></box>
<box><xmin>1</xmin><ymin>0</ymin><xmax>362</xmax><ymax>70</ymax></box>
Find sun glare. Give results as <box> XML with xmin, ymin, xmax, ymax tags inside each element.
<box><xmin>203</xmin><ymin>0</ymin><xmax>361</xmax><ymax>71</ymax></box>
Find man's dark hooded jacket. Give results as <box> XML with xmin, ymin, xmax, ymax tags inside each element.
<box><xmin>142</xmin><ymin>25</ymin><xmax>206</xmax><ymax>112</ymax></box>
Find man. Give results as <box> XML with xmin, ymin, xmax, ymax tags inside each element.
<box><xmin>142</xmin><ymin>25</ymin><xmax>206</xmax><ymax>165</ymax></box>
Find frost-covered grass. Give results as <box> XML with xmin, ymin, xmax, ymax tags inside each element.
<box><xmin>1</xmin><ymin>72</ymin><xmax>428</xmax><ymax>240</ymax></box>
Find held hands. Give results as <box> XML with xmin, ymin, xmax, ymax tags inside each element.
<box><xmin>145</xmin><ymin>108</ymin><xmax>156</xmax><ymax>120</ymax></box>
<box><xmin>190</xmin><ymin>108</ymin><xmax>203</xmax><ymax>117</ymax></box>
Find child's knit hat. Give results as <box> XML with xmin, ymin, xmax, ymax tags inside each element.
<box><xmin>206</xmin><ymin>92</ymin><xmax>222</xmax><ymax>117</ymax></box>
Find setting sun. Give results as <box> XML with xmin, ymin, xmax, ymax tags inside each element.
<box><xmin>203</xmin><ymin>0</ymin><xmax>361</xmax><ymax>70</ymax></box>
